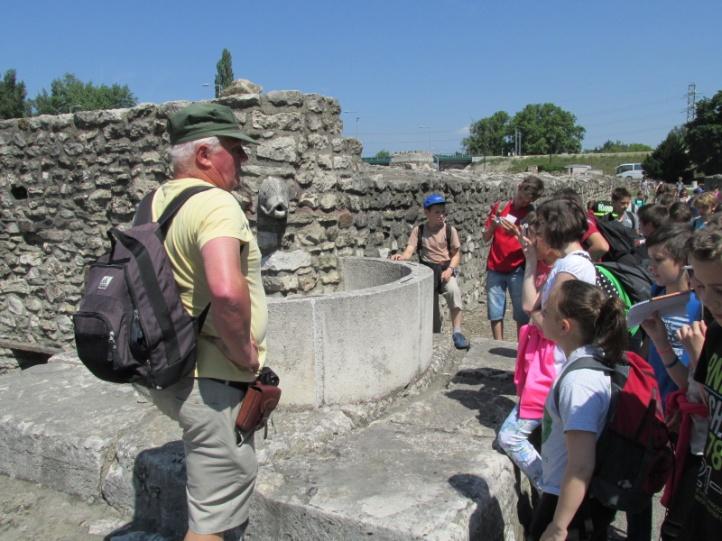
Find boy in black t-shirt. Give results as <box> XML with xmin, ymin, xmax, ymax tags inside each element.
<box><xmin>680</xmin><ymin>226</ymin><xmax>722</xmax><ymax>539</ymax></box>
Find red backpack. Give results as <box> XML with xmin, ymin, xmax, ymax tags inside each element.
<box><xmin>554</xmin><ymin>351</ymin><xmax>674</xmax><ymax>512</ymax></box>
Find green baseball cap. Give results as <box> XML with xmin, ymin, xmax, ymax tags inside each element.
<box><xmin>168</xmin><ymin>102</ymin><xmax>257</xmax><ymax>145</ymax></box>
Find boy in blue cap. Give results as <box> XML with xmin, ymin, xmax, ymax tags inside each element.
<box><xmin>392</xmin><ymin>193</ymin><xmax>470</xmax><ymax>349</ymax></box>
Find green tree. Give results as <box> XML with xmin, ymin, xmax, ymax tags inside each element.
<box><xmin>592</xmin><ymin>139</ymin><xmax>652</xmax><ymax>153</ymax></box>
<box><xmin>511</xmin><ymin>103</ymin><xmax>585</xmax><ymax>155</ymax></box>
<box><xmin>215</xmin><ymin>48</ymin><xmax>234</xmax><ymax>98</ymax></box>
<box><xmin>685</xmin><ymin>90</ymin><xmax>722</xmax><ymax>175</ymax></box>
<box><xmin>31</xmin><ymin>73</ymin><xmax>136</xmax><ymax>114</ymax></box>
<box><xmin>642</xmin><ymin>127</ymin><xmax>691</xmax><ymax>181</ymax></box>
<box><xmin>463</xmin><ymin>110</ymin><xmax>512</xmax><ymax>155</ymax></box>
<box><xmin>374</xmin><ymin>149</ymin><xmax>391</xmax><ymax>159</ymax></box>
<box><xmin>0</xmin><ymin>69</ymin><xmax>28</xmax><ymax>119</ymax></box>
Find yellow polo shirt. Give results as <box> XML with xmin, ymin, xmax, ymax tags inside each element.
<box><xmin>152</xmin><ymin>178</ymin><xmax>267</xmax><ymax>382</ymax></box>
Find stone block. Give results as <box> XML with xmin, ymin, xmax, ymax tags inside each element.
<box><xmin>252</xmin><ymin>421</ymin><xmax>513</xmax><ymax>540</ymax></box>
<box><xmin>298</xmin><ymin>272</ymin><xmax>317</xmax><ymax>292</ymax></box>
<box><xmin>296</xmin><ymin>222</ymin><xmax>325</xmax><ymax>245</ymax></box>
<box><xmin>0</xmin><ymin>361</ymin><xmax>151</xmax><ymax>500</ymax></box>
<box><xmin>320</xmin><ymin>270</ymin><xmax>339</xmax><ymax>285</ymax></box>
<box><xmin>73</xmin><ymin>109</ymin><xmax>126</xmax><ymax>129</ymax></box>
<box><xmin>333</xmin><ymin>155</ymin><xmax>352</xmax><ymax>170</ymax></box>
<box><xmin>306</xmin><ymin>114</ymin><xmax>323</xmax><ymax>131</ymax></box>
<box><xmin>262</xmin><ymin>250</ymin><xmax>312</xmax><ymax>273</ymax></box>
<box><xmin>304</xmin><ymin>94</ymin><xmax>325</xmax><ymax>113</ymax></box>
<box><xmin>251</xmin><ymin>111</ymin><xmax>303</xmax><ymax>131</ymax></box>
<box><xmin>266</xmin><ymin>90</ymin><xmax>304</xmax><ymax>107</ymax></box>
<box><xmin>216</xmin><ymin>94</ymin><xmax>261</xmax><ymax>109</ymax></box>
<box><xmin>256</xmin><ymin>136</ymin><xmax>298</xmax><ymax>164</ymax></box>
<box><xmin>241</xmin><ymin>164</ymin><xmax>296</xmax><ymax>178</ymax></box>
<box><xmin>266</xmin><ymin>298</ymin><xmax>319</xmax><ymax>406</ymax></box>
<box><xmin>337</xmin><ymin>211</ymin><xmax>353</xmax><ymax>229</ymax></box>
<box><xmin>319</xmin><ymin>193</ymin><xmax>337</xmax><ymax>211</ymax></box>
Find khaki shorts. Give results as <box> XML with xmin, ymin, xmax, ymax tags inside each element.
<box><xmin>441</xmin><ymin>275</ymin><xmax>463</xmax><ymax>311</ymax></box>
<box><xmin>148</xmin><ymin>377</ymin><xmax>257</xmax><ymax>535</ymax></box>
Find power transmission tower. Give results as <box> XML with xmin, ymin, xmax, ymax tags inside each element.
<box><xmin>687</xmin><ymin>83</ymin><xmax>696</xmax><ymax>122</ymax></box>
<box><xmin>514</xmin><ymin>129</ymin><xmax>522</xmax><ymax>156</ymax></box>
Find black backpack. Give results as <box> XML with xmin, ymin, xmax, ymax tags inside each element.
<box><xmin>72</xmin><ymin>186</ymin><xmax>211</xmax><ymax>389</ymax></box>
<box><xmin>597</xmin><ymin>261</ymin><xmax>653</xmax><ymax>305</ymax></box>
<box><xmin>596</xmin><ymin>213</ymin><xmax>642</xmax><ymax>265</ymax></box>
<box><xmin>554</xmin><ymin>353</ymin><xmax>674</xmax><ymax>512</ymax></box>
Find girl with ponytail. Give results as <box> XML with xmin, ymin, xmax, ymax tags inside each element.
<box><xmin>530</xmin><ymin>280</ymin><xmax>627</xmax><ymax>541</ymax></box>
<box><xmin>497</xmin><ymin>198</ymin><xmax>597</xmax><ymax>492</ymax></box>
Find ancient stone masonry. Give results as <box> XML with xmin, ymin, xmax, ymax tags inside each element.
<box><xmin>0</xmin><ymin>86</ymin><xmax>620</xmax><ymax>366</ymax></box>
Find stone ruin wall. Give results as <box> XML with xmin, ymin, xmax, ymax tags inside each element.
<box><xmin>0</xmin><ymin>89</ymin><xmax>621</xmax><ymax>368</ymax></box>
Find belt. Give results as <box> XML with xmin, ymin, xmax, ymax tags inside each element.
<box><xmin>203</xmin><ymin>378</ymin><xmax>250</xmax><ymax>391</ymax></box>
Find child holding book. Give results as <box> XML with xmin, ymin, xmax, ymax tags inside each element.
<box><xmin>639</xmin><ymin>223</ymin><xmax>705</xmax><ymax>540</ymax></box>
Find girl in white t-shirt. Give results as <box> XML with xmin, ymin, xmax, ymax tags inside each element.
<box><xmin>522</xmin><ymin>198</ymin><xmax>597</xmax><ymax>320</ymax></box>
<box><xmin>529</xmin><ymin>280</ymin><xmax>628</xmax><ymax>541</ymax></box>
<box><xmin>497</xmin><ymin>198</ymin><xmax>597</xmax><ymax>492</ymax></box>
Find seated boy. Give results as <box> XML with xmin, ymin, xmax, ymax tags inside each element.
<box><xmin>391</xmin><ymin>193</ymin><xmax>469</xmax><ymax>349</ymax></box>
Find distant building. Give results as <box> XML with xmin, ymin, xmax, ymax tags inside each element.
<box><xmin>566</xmin><ymin>164</ymin><xmax>592</xmax><ymax>175</ymax></box>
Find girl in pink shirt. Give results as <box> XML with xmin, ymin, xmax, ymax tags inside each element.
<box><xmin>497</xmin><ymin>213</ymin><xmax>558</xmax><ymax>490</ymax></box>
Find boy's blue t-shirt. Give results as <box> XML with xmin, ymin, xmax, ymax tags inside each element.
<box><xmin>646</xmin><ymin>284</ymin><xmax>702</xmax><ymax>407</ymax></box>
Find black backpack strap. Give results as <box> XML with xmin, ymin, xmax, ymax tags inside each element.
<box><xmin>132</xmin><ymin>186</ymin><xmax>214</xmax><ymax>228</ymax></box>
<box><xmin>133</xmin><ymin>190</ymin><xmax>157</xmax><ymax>226</ymax></box>
<box><xmin>416</xmin><ymin>224</ymin><xmax>424</xmax><ymax>258</ymax></box>
<box><xmin>446</xmin><ymin>223</ymin><xmax>452</xmax><ymax>255</ymax></box>
<box><xmin>156</xmin><ymin>185</ymin><xmax>215</xmax><ymax>329</ymax></box>
<box><xmin>157</xmin><ymin>185</ymin><xmax>214</xmax><ymax>234</ymax></box>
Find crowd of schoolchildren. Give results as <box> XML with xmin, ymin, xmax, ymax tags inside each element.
<box><xmin>391</xmin><ymin>178</ymin><xmax>720</xmax><ymax>540</ymax></box>
<box><xmin>486</xmin><ymin>178</ymin><xmax>722</xmax><ymax>541</ymax></box>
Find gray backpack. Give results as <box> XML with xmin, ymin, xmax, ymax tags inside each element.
<box><xmin>73</xmin><ymin>186</ymin><xmax>211</xmax><ymax>389</ymax></box>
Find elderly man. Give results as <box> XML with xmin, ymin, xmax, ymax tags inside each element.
<box><xmin>146</xmin><ymin>103</ymin><xmax>267</xmax><ymax>541</ymax></box>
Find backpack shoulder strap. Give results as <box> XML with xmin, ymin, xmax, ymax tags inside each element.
<box><xmin>628</xmin><ymin>210</ymin><xmax>639</xmax><ymax>231</ymax></box>
<box><xmin>132</xmin><ymin>185</ymin><xmax>214</xmax><ymax>228</ymax></box>
<box><xmin>156</xmin><ymin>186</ymin><xmax>214</xmax><ymax>234</ymax></box>
<box><xmin>416</xmin><ymin>224</ymin><xmax>424</xmax><ymax>256</ymax></box>
<box><xmin>446</xmin><ymin>223</ymin><xmax>452</xmax><ymax>255</ymax></box>
<box><xmin>553</xmin><ymin>356</ymin><xmax>611</xmax><ymax>411</ymax></box>
<box><xmin>133</xmin><ymin>190</ymin><xmax>157</xmax><ymax>226</ymax></box>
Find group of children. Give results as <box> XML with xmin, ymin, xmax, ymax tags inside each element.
<box><xmin>495</xmin><ymin>182</ymin><xmax>721</xmax><ymax>540</ymax></box>
<box><xmin>390</xmin><ymin>180</ymin><xmax>720</xmax><ymax>540</ymax></box>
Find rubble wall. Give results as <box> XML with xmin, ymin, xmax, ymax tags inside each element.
<box><xmin>0</xmin><ymin>91</ymin><xmax>619</xmax><ymax>363</ymax></box>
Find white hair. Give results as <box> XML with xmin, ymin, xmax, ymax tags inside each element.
<box><xmin>169</xmin><ymin>136</ymin><xmax>222</xmax><ymax>175</ymax></box>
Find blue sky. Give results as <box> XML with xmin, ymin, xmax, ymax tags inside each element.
<box><xmin>2</xmin><ymin>0</ymin><xmax>721</xmax><ymax>156</ymax></box>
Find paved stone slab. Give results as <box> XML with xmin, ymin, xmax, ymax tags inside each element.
<box><xmin>0</xmin><ymin>359</ymin><xmax>154</xmax><ymax>501</ymax></box>
<box><xmin>0</xmin><ymin>474</ymin><xmax>129</xmax><ymax>541</ymax></box>
<box><xmin>0</xmin><ymin>337</ymin><xmax>526</xmax><ymax>540</ymax></box>
<box><xmin>252</xmin><ymin>422</ymin><xmax>518</xmax><ymax>540</ymax></box>
<box><xmin>245</xmin><ymin>337</ymin><xmax>523</xmax><ymax>541</ymax></box>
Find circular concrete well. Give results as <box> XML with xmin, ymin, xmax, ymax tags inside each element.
<box><xmin>266</xmin><ymin>257</ymin><xmax>433</xmax><ymax>407</ymax></box>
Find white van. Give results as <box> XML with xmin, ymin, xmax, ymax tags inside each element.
<box><xmin>615</xmin><ymin>163</ymin><xmax>644</xmax><ymax>181</ymax></box>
